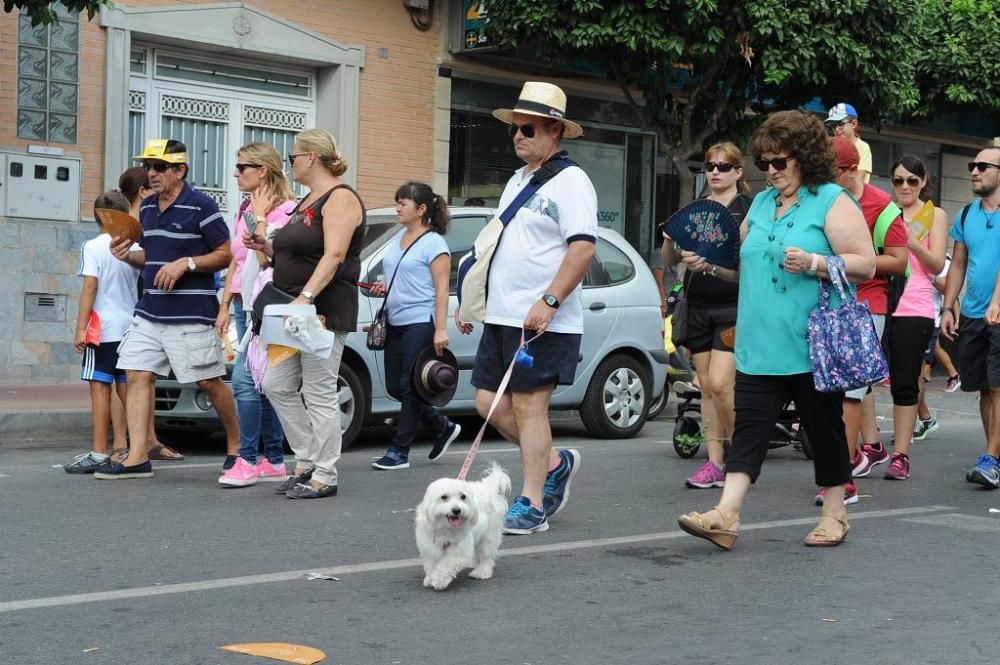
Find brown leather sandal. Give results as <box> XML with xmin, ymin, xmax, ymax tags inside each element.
<box><xmin>148</xmin><ymin>443</ymin><xmax>184</xmax><ymax>461</ymax></box>
<box><xmin>678</xmin><ymin>506</ymin><xmax>740</xmax><ymax>550</ymax></box>
<box><xmin>804</xmin><ymin>512</ymin><xmax>850</xmax><ymax>547</ymax></box>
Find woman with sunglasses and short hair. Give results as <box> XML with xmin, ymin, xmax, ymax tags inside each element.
<box><xmin>662</xmin><ymin>142</ymin><xmax>751</xmax><ymax>489</ymax></box>
<box><xmin>217</xmin><ymin>142</ymin><xmax>298</xmax><ymax>487</ymax></box>
<box><xmin>677</xmin><ymin>110</ymin><xmax>876</xmax><ymax>550</ymax></box>
<box><xmin>881</xmin><ymin>156</ymin><xmax>949</xmax><ymax>479</ymax></box>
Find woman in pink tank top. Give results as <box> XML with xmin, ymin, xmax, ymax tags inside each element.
<box><xmin>883</xmin><ymin>156</ymin><xmax>949</xmax><ymax>479</ymax></box>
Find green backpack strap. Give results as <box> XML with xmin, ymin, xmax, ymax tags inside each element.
<box><xmin>873</xmin><ymin>201</ymin><xmax>910</xmax><ymax>278</ymax></box>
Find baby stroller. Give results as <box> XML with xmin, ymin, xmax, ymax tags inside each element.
<box><xmin>671</xmin><ymin>384</ymin><xmax>813</xmax><ymax>460</ymax></box>
<box><xmin>664</xmin><ymin>308</ymin><xmax>813</xmax><ymax>460</ymax></box>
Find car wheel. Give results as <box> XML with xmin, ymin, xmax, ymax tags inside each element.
<box><xmin>338</xmin><ymin>362</ymin><xmax>365</xmax><ymax>449</ymax></box>
<box><xmin>646</xmin><ymin>376</ymin><xmax>670</xmax><ymax>420</ymax></box>
<box><xmin>672</xmin><ymin>416</ymin><xmax>702</xmax><ymax>458</ymax></box>
<box><xmin>579</xmin><ymin>354</ymin><xmax>650</xmax><ymax>439</ymax></box>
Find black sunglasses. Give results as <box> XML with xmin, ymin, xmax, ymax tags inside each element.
<box><xmin>287</xmin><ymin>152</ymin><xmax>310</xmax><ymax>166</ymax></box>
<box><xmin>508</xmin><ymin>122</ymin><xmax>550</xmax><ymax>139</ymax></box>
<box><xmin>755</xmin><ymin>155</ymin><xmax>794</xmax><ymax>172</ymax></box>
<box><xmin>968</xmin><ymin>161</ymin><xmax>1000</xmax><ymax>173</ymax></box>
<box><xmin>142</xmin><ymin>161</ymin><xmax>172</xmax><ymax>173</ymax></box>
<box><xmin>892</xmin><ymin>176</ymin><xmax>922</xmax><ymax>187</ymax></box>
<box><xmin>235</xmin><ymin>163</ymin><xmax>261</xmax><ymax>173</ymax></box>
<box><xmin>704</xmin><ymin>161</ymin><xmax>736</xmax><ymax>173</ymax></box>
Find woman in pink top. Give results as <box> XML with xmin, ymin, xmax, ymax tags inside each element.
<box><xmin>885</xmin><ymin>156</ymin><xmax>948</xmax><ymax>479</ymax></box>
<box><xmin>216</xmin><ymin>142</ymin><xmax>298</xmax><ymax>487</ymax></box>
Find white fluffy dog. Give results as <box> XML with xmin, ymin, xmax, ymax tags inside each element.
<box><xmin>415</xmin><ymin>462</ymin><xmax>511</xmax><ymax>591</ymax></box>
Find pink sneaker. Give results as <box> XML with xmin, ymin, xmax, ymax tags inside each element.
<box><xmin>853</xmin><ymin>443</ymin><xmax>888</xmax><ymax>478</ymax></box>
<box><xmin>815</xmin><ymin>480</ymin><xmax>858</xmax><ymax>506</ymax></box>
<box><xmin>257</xmin><ymin>458</ymin><xmax>287</xmax><ymax>483</ymax></box>
<box><xmin>685</xmin><ymin>461</ymin><xmax>726</xmax><ymax>488</ymax></box>
<box><xmin>883</xmin><ymin>452</ymin><xmax>910</xmax><ymax>480</ymax></box>
<box><xmin>218</xmin><ymin>457</ymin><xmax>258</xmax><ymax>487</ymax></box>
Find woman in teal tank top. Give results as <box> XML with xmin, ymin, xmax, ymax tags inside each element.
<box><xmin>676</xmin><ymin>111</ymin><xmax>876</xmax><ymax>550</ymax></box>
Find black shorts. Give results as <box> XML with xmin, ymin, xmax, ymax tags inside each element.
<box><xmin>956</xmin><ymin>315</ymin><xmax>1000</xmax><ymax>392</ymax></box>
<box><xmin>471</xmin><ymin>324</ymin><xmax>581</xmax><ymax>393</ymax></box>
<box><xmin>684</xmin><ymin>304</ymin><xmax>737</xmax><ymax>354</ymax></box>
<box><xmin>81</xmin><ymin>342</ymin><xmax>127</xmax><ymax>385</ymax></box>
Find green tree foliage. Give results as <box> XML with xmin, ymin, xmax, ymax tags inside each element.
<box><xmin>915</xmin><ymin>0</ymin><xmax>1000</xmax><ymax>119</ymax></box>
<box><xmin>485</xmin><ymin>0</ymin><xmax>921</xmax><ymax>201</ymax></box>
<box><xmin>3</xmin><ymin>0</ymin><xmax>110</xmax><ymax>25</ymax></box>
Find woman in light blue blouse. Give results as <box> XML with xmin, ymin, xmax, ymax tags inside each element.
<box><xmin>370</xmin><ymin>182</ymin><xmax>461</xmax><ymax>470</ymax></box>
<box><xmin>677</xmin><ymin>111</ymin><xmax>876</xmax><ymax>550</ymax></box>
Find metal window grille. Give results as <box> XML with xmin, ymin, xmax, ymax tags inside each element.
<box><xmin>16</xmin><ymin>9</ymin><xmax>79</xmax><ymax>143</ymax></box>
<box><xmin>161</xmin><ymin>95</ymin><xmax>230</xmax><ymax>211</ymax></box>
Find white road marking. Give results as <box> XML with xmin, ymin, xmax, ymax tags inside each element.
<box><xmin>0</xmin><ymin>505</ymin><xmax>952</xmax><ymax>615</ymax></box>
<box><xmin>902</xmin><ymin>513</ymin><xmax>1000</xmax><ymax>533</ymax></box>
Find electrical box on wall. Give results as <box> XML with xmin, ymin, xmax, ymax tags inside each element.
<box><xmin>0</xmin><ymin>152</ymin><xmax>81</xmax><ymax>222</ymax></box>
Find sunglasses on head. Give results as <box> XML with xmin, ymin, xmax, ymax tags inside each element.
<box><xmin>508</xmin><ymin>122</ymin><xmax>550</xmax><ymax>139</ymax></box>
<box><xmin>142</xmin><ymin>161</ymin><xmax>172</xmax><ymax>173</ymax></box>
<box><xmin>755</xmin><ymin>155</ymin><xmax>794</xmax><ymax>172</ymax></box>
<box><xmin>235</xmin><ymin>163</ymin><xmax>261</xmax><ymax>174</ymax></box>
<box><xmin>704</xmin><ymin>161</ymin><xmax>736</xmax><ymax>173</ymax></box>
<box><xmin>968</xmin><ymin>161</ymin><xmax>1000</xmax><ymax>173</ymax></box>
<box><xmin>892</xmin><ymin>176</ymin><xmax>921</xmax><ymax>188</ymax></box>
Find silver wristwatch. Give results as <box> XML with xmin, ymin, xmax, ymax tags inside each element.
<box><xmin>186</xmin><ymin>256</ymin><xmax>196</xmax><ymax>272</ymax></box>
<box><xmin>301</xmin><ymin>290</ymin><xmax>315</xmax><ymax>303</ymax></box>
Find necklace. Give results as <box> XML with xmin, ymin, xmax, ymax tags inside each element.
<box><xmin>984</xmin><ymin>200</ymin><xmax>1000</xmax><ymax>229</ymax></box>
<box><xmin>765</xmin><ymin>191</ymin><xmax>805</xmax><ymax>293</ymax></box>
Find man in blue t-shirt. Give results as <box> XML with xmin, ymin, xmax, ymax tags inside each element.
<box><xmin>97</xmin><ymin>139</ymin><xmax>240</xmax><ymax>481</ymax></box>
<box><xmin>941</xmin><ymin>146</ymin><xmax>1000</xmax><ymax>488</ymax></box>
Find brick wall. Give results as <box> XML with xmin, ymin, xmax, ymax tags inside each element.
<box><xmin>0</xmin><ymin>0</ymin><xmax>443</xmax><ymax>384</ymax></box>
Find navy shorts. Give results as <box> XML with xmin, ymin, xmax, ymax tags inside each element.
<box><xmin>471</xmin><ymin>324</ymin><xmax>581</xmax><ymax>393</ymax></box>
<box><xmin>81</xmin><ymin>342</ymin><xmax>127</xmax><ymax>384</ymax></box>
<box><xmin>923</xmin><ymin>327</ymin><xmax>940</xmax><ymax>364</ymax></box>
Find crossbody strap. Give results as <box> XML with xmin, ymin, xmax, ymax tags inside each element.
<box><xmin>384</xmin><ymin>231</ymin><xmax>429</xmax><ymax>299</ymax></box>
<box><xmin>498</xmin><ymin>153</ymin><xmax>577</xmax><ymax>226</ymax></box>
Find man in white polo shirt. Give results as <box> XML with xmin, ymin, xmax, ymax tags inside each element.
<box><xmin>459</xmin><ymin>81</ymin><xmax>598</xmax><ymax>535</ymax></box>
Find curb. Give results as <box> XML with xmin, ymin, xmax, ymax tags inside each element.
<box><xmin>0</xmin><ymin>410</ymin><xmax>91</xmax><ymax>447</ymax></box>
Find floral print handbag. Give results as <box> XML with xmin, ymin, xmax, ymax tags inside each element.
<box><xmin>807</xmin><ymin>255</ymin><xmax>889</xmax><ymax>393</ymax></box>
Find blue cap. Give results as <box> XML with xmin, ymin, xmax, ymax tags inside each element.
<box><xmin>826</xmin><ymin>103</ymin><xmax>858</xmax><ymax>123</ymax></box>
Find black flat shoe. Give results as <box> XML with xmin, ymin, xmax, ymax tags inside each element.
<box><xmin>286</xmin><ymin>482</ymin><xmax>338</xmax><ymax>499</ymax></box>
<box><xmin>276</xmin><ymin>469</ymin><xmax>312</xmax><ymax>494</ymax></box>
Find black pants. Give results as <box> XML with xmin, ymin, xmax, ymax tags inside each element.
<box><xmin>726</xmin><ymin>372</ymin><xmax>852</xmax><ymax>487</ymax></box>
<box><xmin>384</xmin><ymin>320</ymin><xmax>450</xmax><ymax>454</ymax></box>
<box><xmin>888</xmin><ymin>316</ymin><xmax>934</xmax><ymax>406</ymax></box>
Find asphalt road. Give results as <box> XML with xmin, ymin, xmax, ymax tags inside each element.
<box><xmin>1</xmin><ymin>384</ymin><xmax>998</xmax><ymax>665</ymax></box>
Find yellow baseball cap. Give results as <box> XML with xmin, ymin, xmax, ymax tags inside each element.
<box><xmin>133</xmin><ymin>139</ymin><xmax>187</xmax><ymax>164</ymax></box>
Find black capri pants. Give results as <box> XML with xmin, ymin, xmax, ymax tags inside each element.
<box><xmin>888</xmin><ymin>316</ymin><xmax>935</xmax><ymax>406</ymax></box>
<box><xmin>726</xmin><ymin>371</ymin><xmax>851</xmax><ymax>488</ymax></box>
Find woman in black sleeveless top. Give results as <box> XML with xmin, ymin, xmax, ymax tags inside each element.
<box><xmin>662</xmin><ymin>142</ymin><xmax>751</xmax><ymax>491</ymax></box>
<box><xmin>245</xmin><ymin>128</ymin><xmax>365</xmax><ymax>500</ymax></box>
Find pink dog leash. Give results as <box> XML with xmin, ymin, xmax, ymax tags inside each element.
<box><xmin>456</xmin><ymin>329</ymin><xmax>540</xmax><ymax>481</ymax></box>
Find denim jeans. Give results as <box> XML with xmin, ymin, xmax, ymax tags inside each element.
<box><xmin>232</xmin><ymin>298</ymin><xmax>284</xmax><ymax>464</ymax></box>
<box><xmin>385</xmin><ymin>320</ymin><xmax>450</xmax><ymax>456</ymax></box>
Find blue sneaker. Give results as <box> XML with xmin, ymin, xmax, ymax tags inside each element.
<box><xmin>93</xmin><ymin>461</ymin><xmax>154</xmax><ymax>480</ymax></box>
<box><xmin>966</xmin><ymin>455</ymin><xmax>1000</xmax><ymax>489</ymax></box>
<box><xmin>504</xmin><ymin>496</ymin><xmax>549</xmax><ymax>534</ymax></box>
<box><xmin>542</xmin><ymin>449</ymin><xmax>581</xmax><ymax>517</ymax></box>
<box><xmin>372</xmin><ymin>449</ymin><xmax>410</xmax><ymax>470</ymax></box>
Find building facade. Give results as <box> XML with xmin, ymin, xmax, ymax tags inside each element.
<box><xmin>0</xmin><ymin>0</ymin><xmax>995</xmax><ymax>383</ymax></box>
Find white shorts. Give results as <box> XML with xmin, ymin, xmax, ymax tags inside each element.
<box><xmin>844</xmin><ymin>313</ymin><xmax>886</xmax><ymax>401</ymax></box>
<box><xmin>117</xmin><ymin>316</ymin><xmax>226</xmax><ymax>384</ymax></box>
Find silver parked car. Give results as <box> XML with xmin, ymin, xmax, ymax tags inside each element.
<box><xmin>154</xmin><ymin>207</ymin><xmax>669</xmax><ymax>446</ymax></box>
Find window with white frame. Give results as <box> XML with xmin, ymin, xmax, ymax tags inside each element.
<box><xmin>129</xmin><ymin>46</ymin><xmax>314</xmax><ymax>213</ymax></box>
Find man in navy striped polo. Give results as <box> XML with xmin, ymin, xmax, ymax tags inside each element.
<box><xmin>97</xmin><ymin>139</ymin><xmax>240</xmax><ymax>481</ymax></box>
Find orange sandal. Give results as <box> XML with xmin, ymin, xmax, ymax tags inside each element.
<box><xmin>678</xmin><ymin>506</ymin><xmax>740</xmax><ymax>550</ymax></box>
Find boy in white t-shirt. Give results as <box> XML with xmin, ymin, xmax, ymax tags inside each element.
<box><xmin>64</xmin><ymin>192</ymin><xmax>140</xmax><ymax>473</ymax></box>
